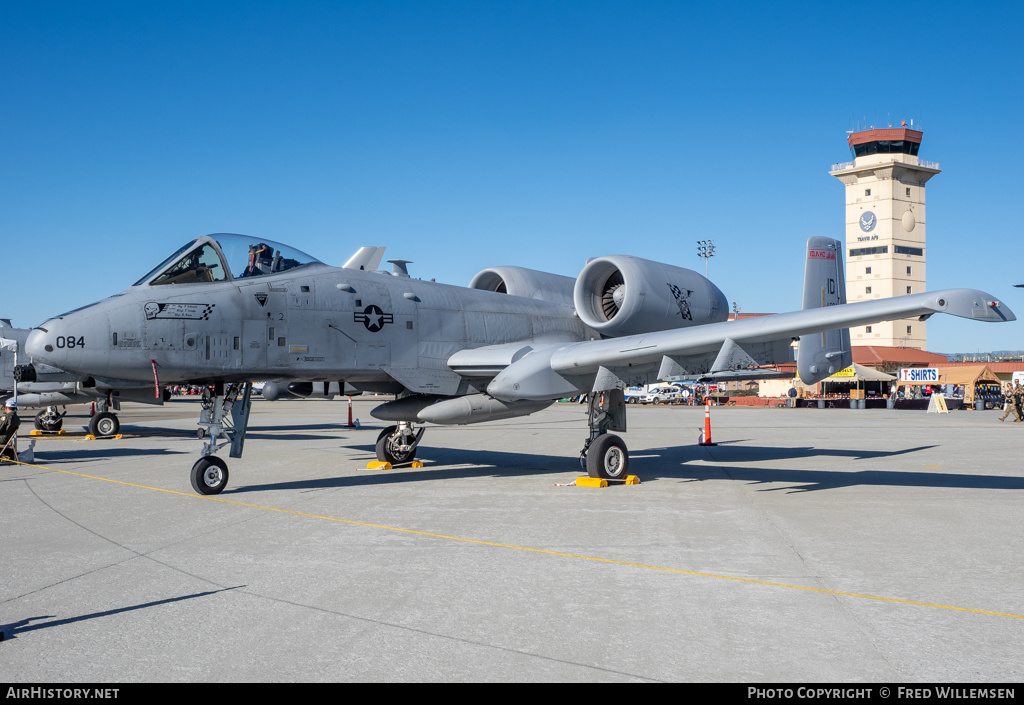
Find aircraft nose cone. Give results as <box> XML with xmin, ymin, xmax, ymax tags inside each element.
<box><xmin>25</xmin><ymin>327</ymin><xmax>52</xmax><ymax>361</ymax></box>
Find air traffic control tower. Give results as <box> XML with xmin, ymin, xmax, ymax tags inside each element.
<box><xmin>830</xmin><ymin>126</ymin><xmax>940</xmax><ymax>348</ymax></box>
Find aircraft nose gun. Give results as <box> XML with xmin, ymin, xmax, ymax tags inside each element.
<box><xmin>13</xmin><ymin>364</ymin><xmax>35</xmax><ymax>383</ymax></box>
<box><xmin>14</xmin><ymin>364</ymin><xmax>84</xmax><ymax>383</ymax></box>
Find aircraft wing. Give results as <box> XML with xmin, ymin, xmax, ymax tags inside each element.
<box><xmin>486</xmin><ymin>288</ymin><xmax>1015</xmax><ymax>401</ymax></box>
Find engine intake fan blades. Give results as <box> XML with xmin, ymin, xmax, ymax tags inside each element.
<box><xmin>601</xmin><ymin>270</ymin><xmax>625</xmax><ymax>321</ymax></box>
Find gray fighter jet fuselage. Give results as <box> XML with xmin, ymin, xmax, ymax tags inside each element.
<box><xmin>2</xmin><ymin>320</ymin><xmax>165</xmax><ymax>435</ymax></box>
<box><xmin>22</xmin><ymin>235</ymin><xmax>726</xmax><ymax>393</ymax></box>
<box><xmin>21</xmin><ymin>233</ymin><xmax>1016</xmax><ymax>494</ymax></box>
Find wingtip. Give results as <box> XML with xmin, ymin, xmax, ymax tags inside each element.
<box><xmin>938</xmin><ymin>289</ymin><xmax>1016</xmax><ymax>322</ymax></box>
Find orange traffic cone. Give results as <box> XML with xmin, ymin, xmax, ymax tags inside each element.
<box><xmin>345</xmin><ymin>396</ymin><xmax>357</xmax><ymax>428</ymax></box>
<box><xmin>698</xmin><ymin>400</ymin><xmax>718</xmax><ymax>446</ymax></box>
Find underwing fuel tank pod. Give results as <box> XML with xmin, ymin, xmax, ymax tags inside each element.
<box><xmin>24</xmin><ymin>233</ymin><xmax>1015</xmax><ymax>495</ymax></box>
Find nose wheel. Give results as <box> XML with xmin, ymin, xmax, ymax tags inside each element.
<box><xmin>191</xmin><ymin>456</ymin><xmax>229</xmax><ymax>495</ymax></box>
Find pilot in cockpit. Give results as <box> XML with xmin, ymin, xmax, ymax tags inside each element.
<box><xmin>242</xmin><ymin>243</ymin><xmax>277</xmax><ymax>277</ymax></box>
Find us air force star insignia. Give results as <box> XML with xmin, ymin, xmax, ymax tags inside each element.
<box><xmin>354</xmin><ymin>304</ymin><xmax>394</xmax><ymax>332</ymax></box>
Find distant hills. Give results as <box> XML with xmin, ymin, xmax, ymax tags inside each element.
<box><xmin>942</xmin><ymin>351</ymin><xmax>1024</xmax><ymax>362</ymax></box>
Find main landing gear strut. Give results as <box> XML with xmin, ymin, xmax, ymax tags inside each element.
<box><xmin>34</xmin><ymin>406</ymin><xmax>66</xmax><ymax>433</ymax></box>
<box><xmin>580</xmin><ymin>389</ymin><xmax>629</xmax><ymax>480</ymax></box>
<box><xmin>375</xmin><ymin>422</ymin><xmax>425</xmax><ymax>465</ymax></box>
<box><xmin>190</xmin><ymin>382</ymin><xmax>253</xmax><ymax>495</ymax></box>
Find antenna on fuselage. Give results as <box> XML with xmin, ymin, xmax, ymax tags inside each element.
<box><xmin>387</xmin><ymin>259</ymin><xmax>413</xmax><ymax>277</ymax></box>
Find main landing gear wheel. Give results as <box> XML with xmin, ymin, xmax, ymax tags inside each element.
<box><xmin>375</xmin><ymin>425</ymin><xmax>418</xmax><ymax>465</ymax></box>
<box><xmin>191</xmin><ymin>456</ymin><xmax>229</xmax><ymax>495</ymax></box>
<box><xmin>586</xmin><ymin>433</ymin><xmax>629</xmax><ymax>480</ymax></box>
<box><xmin>35</xmin><ymin>410</ymin><xmax>63</xmax><ymax>432</ymax></box>
<box><xmin>89</xmin><ymin>411</ymin><xmax>119</xmax><ymax>437</ymax></box>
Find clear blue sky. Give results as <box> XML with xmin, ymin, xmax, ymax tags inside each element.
<box><xmin>2</xmin><ymin>1</ymin><xmax>1021</xmax><ymax>354</ymax></box>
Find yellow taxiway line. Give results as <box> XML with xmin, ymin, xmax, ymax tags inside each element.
<box><xmin>10</xmin><ymin>458</ymin><xmax>1022</xmax><ymax>621</ymax></box>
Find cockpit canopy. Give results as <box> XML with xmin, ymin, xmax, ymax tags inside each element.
<box><xmin>133</xmin><ymin>234</ymin><xmax>322</xmax><ymax>286</ymax></box>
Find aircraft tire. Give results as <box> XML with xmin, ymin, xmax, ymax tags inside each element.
<box><xmin>34</xmin><ymin>411</ymin><xmax>63</xmax><ymax>432</ymax></box>
<box><xmin>89</xmin><ymin>412</ymin><xmax>119</xmax><ymax>437</ymax></box>
<box><xmin>586</xmin><ymin>433</ymin><xmax>629</xmax><ymax>480</ymax></box>
<box><xmin>375</xmin><ymin>425</ymin><xmax>417</xmax><ymax>465</ymax></box>
<box><xmin>191</xmin><ymin>457</ymin><xmax>229</xmax><ymax>495</ymax></box>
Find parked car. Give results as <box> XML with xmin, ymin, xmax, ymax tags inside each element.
<box><xmin>642</xmin><ymin>386</ymin><xmax>681</xmax><ymax>404</ymax></box>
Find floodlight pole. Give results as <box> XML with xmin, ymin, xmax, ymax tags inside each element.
<box><xmin>697</xmin><ymin>239</ymin><xmax>715</xmax><ymax>279</ymax></box>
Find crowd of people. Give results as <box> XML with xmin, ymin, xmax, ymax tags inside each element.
<box><xmin>168</xmin><ymin>385</ymin><xmax>210</xmax><ymax>396</ymax></box>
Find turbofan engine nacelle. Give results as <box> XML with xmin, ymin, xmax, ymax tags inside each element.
<box><xmin>573</xmin><ymin>256</ymin><xmax>729</xmax><ymax>337</ymax></box>
<box><xmin>469</xmin><ymin>266</ymin><xmax>576</xmax><ymax>307</ymax></box>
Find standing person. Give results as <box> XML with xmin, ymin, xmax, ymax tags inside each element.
<box><xmin>999</xmin><ymin>383</ymin><xmax>1015</xmax><ymax>421</ymax></box>
<box><xmin>1013</xmin><ymin>381</ymin><xmax>1024</xmax><ymax>423</ymax></box>
<box><xmin>0</xmin><ymin>399</ymin><xmax>20</xmax><ymax>457</ymax></box>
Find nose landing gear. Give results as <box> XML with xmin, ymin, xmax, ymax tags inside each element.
<box><xmin>188</xmin><ymin>383</ymin><xmax>253</xmax><ymax>495</ymax></box>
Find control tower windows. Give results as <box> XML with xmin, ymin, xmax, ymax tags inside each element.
<box><xmin>850</xmin><ymin>246</ymin><xmax>888</xmax><ymax>257</ymax></box>
<box><xmin>851</xmin><ymin>140</ymin><xmax>921</xmax><ymax>158</ymax></box>
<box><xmin>894</xmin><ymin>246</ymin><xmax>923</xmax><ymax>256</ymax></box>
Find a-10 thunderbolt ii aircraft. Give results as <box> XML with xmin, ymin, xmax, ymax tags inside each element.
<box><xmin>2</xmin><ymin>319</ymin><xmax>168</xmax><ymax>436</ymax></box>
<box><xmin>19</xmin><ymin>233</ymin><xmax>1015</xmax><ymax>495</ymax></box>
